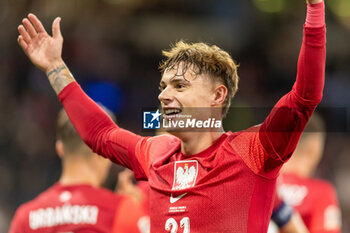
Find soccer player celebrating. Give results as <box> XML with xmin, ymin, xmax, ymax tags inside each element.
<box><xmin>9</xmin><ymin>109</ymin><xmax>148</xmax><ymax>233</ymax></box>
<box><xmin>278</xmin><ymin>114</ymin><xmax>342</xmax><ymax>233</ymax></box>
<box><xmin>17</xmin><ymin>0</ymin><xmax>326</xmax><ymax>231</ymax></box>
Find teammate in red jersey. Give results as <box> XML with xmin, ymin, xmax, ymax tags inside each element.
<box><xmin>114</xmin><ymin>169</ymin><xmax>150</xmax><ymax>233</ymax></box>
<box><xmin>9</xmin><ymin>109</ymin><xmax>148</xmax><ymax>233</ymax></box>
<box><xmin>17</xmin><ymin>0</ymin><xmax>326</xmax><ymax>231</ymax></box>
<box><xmin>269</xmin><ymin>191</ymin><xmax>309</xmax><ymax>233</ymax></box>
<box><xmin>278</xmin><ymin>115</ymin><xmax>342</xmax><ymax>233</ymax></box>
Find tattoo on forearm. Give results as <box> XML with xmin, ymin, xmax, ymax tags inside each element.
<box><xmin>47</xmin><ymin>64</ymin><xmax>75</xmax><ymax>94</ymax></box>
<box><xmin>47</xmin><ymin>65</ymin><xmax>66</xmax><ymax>78</ymax></box>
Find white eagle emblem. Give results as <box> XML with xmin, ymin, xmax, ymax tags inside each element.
<box><xmin>172</xmin><ymin>160</ymin><xmax>198</xmax><ymax>190</ymax></box>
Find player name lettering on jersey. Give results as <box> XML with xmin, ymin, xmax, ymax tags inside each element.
<box><xmin>29</xmin><ymin>204</ymin><xmax>98</xmax><ymax>230</ymax></box>
<box><xmin>278</xmin><ymin>184</ymin><xmax>308</xmax><ymax>206</ymax></box>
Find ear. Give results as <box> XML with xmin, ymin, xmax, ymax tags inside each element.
<box><xmin>211</xmin><ymin>84</ymin><xmax>227</xmax><ymax>107</ymax></box>
<box><xmin>55</xmin><ymin>140</ymin><xmax>65</xmax><ymax>159</ymax></box>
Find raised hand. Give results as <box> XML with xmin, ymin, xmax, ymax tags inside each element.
<box><xmin>17</xmin><ymin>14</ymin><xmax>75</xmax><ymax>94</ymax></box>
<box><xmin>17</xmin><ymin>14</ymin><xmax>64</xmax><ymax>74</ymax></box>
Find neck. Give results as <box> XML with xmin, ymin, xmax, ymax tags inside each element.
<box><xmin>59</xmin><ymin>156</ymin><xmax>100</xmax><ymax>187</ymax></box>
<box><xmin>282</xmin><ymin>156</ymin><xmax>313</xmax><ymax>178</ymax></box>
<box><xmin>178</xmin><ymin>128</ymin><xmax>225</xmax><ymax>155</ymax></box>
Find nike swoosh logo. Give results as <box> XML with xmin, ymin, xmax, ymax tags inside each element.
<box><xmin>170</xmin><ymin>193</ymin><xmax>187</xmax><ymax>203</ymax></box>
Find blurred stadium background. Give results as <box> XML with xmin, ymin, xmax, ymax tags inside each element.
<box><xmin>0</xmin><ymin>0</ymin><xmax>349</xmax><ymax>231</ymax></box>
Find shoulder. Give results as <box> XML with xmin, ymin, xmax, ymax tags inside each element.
<box><xmin>65</xmin><ymin>185</ymin><xmax>121</xmax><ymax>207</ymax></box>
<box><xmin>16</xmin><ymin>185</ymin><xmax>57</xmax><ymax>212</ymax></box>
<box><xmin>223</xmin><ymin>127</ymin><xmax>279</xmax><ymax>176</ymax></box>
<box><xmin>12</xmin><ymin>201</ymin><xmax>32</xmax><ymax>223</ymax></box>
<box><xmin>145</xmin><ymin>134</ymin><xmax>180</xmax><ymax>147</ymax></box>
<box><xmin>139</xmin><ymin>134</ymin><xmax>181</xmax><ymax>156</ymax></box>
<box><xmin>280</xmin><ymin>174</ymin><xmax>338</xmax><ymax>199</ymax></box>
<box><xmin>224</xmin><ymin>126</ymin><xmax>265</xmax><ymax>158</ymax></box>
<box><xmin>225</xmin><ymin>125</ymin><xmax>261</xmax><ymax>144</ymax></box>
<box><xmin>307</xmin><ymin>178</ymin><xmax>342</xmax><ymax>231</ymax></box>
<box><xmin>10</xmin><ymin>204</ymin><xmax>28</xmax><ymax>232</ymax></box>
<box><xmin>309</xmin><ymin>178</ymin><xmax>336</xmax><ymax>189</ymax></box>
<box><xmin>9</xmin><ymin>187</ymin><xmax>54</xmax><ymax>232</ymax></box>
<box><xmin>308</xmin><ymin>178</ymin><xmax>338</xmax><ymax>202</ymax></box>
<box><xmin>89</xmin><ymin>186</ymin><xmax>121</xmax><ymax>202</ymax></box>
<box><xmin>285</xmin><ymin>176</ymin><xmax>339</xmax><ymax>206</ymax></box>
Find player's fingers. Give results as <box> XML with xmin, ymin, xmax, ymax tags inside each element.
<box><xmin>28</xmin><ymin>13</ymin><xmax>47</xmax><ymax>34</ymax></box>
<box><xmin>17</xmin><ymin>35</ymin><xmax>28</xmax><ymax>52</ymax></box>
<box><xmin>52</xmin><ymin>17</ymin><xmax>62</xmax><ymax>40</ymax></box>
<box><xmin>18</xmin><ymin>25</ymin><xmax>31</xmax><ymax>44</ymax></box>
<box><xmin>22</xmin><ymin>18</ymin><xmax>37</xmax><ymax>38</ymax></box>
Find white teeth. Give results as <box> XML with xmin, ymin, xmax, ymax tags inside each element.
<box><xmin>165</xmin><ymin>109</ymin><xmax>181</xmax><ymax>115</ymax></box>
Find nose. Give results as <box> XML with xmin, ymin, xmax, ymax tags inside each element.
<box><xmin>158</xmin><ymin>87</ymin><xmax>173</xmax><ymax>105</ymax></box>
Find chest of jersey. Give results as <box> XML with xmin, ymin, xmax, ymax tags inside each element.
<box><xmin>147</xmin><ymin>145</ymin><xmax>275</xmax><ymax>233</ymax></box>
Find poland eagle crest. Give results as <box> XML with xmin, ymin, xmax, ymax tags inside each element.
<box><xmin>172</xmin><ymin>160</ymin><xmax>198</xmax><ymax>190</ymax></box>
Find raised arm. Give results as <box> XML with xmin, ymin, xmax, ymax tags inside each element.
<box><xmin>17</xmin><ymin>14</ymin><xmax>72</xmax><ymax>94</ymax></box>
<box><xmin>259</xmin><ymin>0</ymin><xmax>326</xmax><ymax>165</ymax></box>
<box><xmin>17</xmin><ymin>14</ymin><xmax>148</xmax><ymax>179</ymax></box>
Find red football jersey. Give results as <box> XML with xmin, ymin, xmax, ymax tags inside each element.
<box><xmin>140</xmin><ymin>131</ymin><xmax>281</xmax><ymax>233</ymax></box>
<box><xmin>113</xmin><ymin>196</ymin><xmax>150</xmax><ymax>233</ymax></box>
<box><xmin>278</xmin><ymin>173</ymin><xmax>341</xmax><ymax>233</ymax></box>
<box><xmin>137</xmin><ymin>181</ymin><xmax>151</xmax><ymax>215</ymax></box>
<box><xmin>9</xmin><ymin>183</ymin><xmax>121</xmax><ymax>233</ymax></box>
<box><xmin>57</xmin><ymin>7</ymin><xmax>326</xmax><ymax>232</ymax></box>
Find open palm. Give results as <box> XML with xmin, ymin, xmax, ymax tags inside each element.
<box><xmin>18</xmin><ymin>14</ymin><xmax>63</xmax><ymax>73</ymax></box>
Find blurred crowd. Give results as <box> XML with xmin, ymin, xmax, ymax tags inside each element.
<box><xmin>0</xmin><ymin>0</ymin><xmax>349</xmax><ymax>232</ymax></box>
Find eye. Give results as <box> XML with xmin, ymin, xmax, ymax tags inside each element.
<box><xmin>176</xmin><ymin>83</ymin><xmax>185</xmax><ymax>89</ymax></box>
<box><xmin>159</xmin><ymin>86</ymin><xmax>165</xmax><ymax>92</ymax></box>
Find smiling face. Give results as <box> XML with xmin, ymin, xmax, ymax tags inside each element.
<box><xmin>158</xmin><ymin>62</ymin><xmax>227</xmax><ymax>133</ymax></box>
<box><xmin>159</xmin><ymin>63</ymin><xmax>215</xmax><ymax>113</ymax></box>
<box><xmin>159</xmin><ymin>41</ymin><xmax>239</xmax><ymax>118</ymax></box>
<box><xmin>157</xmin><ymin>40</ymin><xmax>240</xmax><ymax>135</ymax></box>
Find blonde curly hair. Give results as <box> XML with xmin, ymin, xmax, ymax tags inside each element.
<box><xmin>159</xmin><ymin>40</ymin><xmax>239</xmax><ymax>117</ymax></box>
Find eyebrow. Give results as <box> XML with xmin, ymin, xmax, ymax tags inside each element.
<box><xmin>159</xmin><ymin>77</ymin><xmax>190</xmax><ymax>86</ymax></box>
